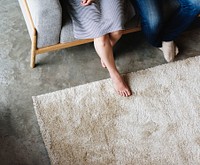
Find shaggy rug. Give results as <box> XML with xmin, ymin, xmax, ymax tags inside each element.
<box><xmin>33</xmin><ymin>56</ymin><xmax>200</xmax><ymax>165</ymax></box>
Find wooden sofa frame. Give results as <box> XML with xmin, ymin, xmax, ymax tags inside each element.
<box><xmin>22</xmin><ymin>0</ymin><xmax>199</xmax><ymax>68</ymax></box>
<box><xmin>22</xmin><ymin>0</ymin><xmax>141</xmax><ymax>68</ymax></box>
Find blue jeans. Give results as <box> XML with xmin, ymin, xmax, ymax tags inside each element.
<box><xmin>132</xmin><ymin>0</ymin><xmax>200</xmax><ymax>47</ymax></box>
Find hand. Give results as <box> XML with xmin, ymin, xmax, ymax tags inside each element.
<box><xmin>81</xmin><ymin>0</ymin><xmax>94</xmax><ymax>6</ymax></box>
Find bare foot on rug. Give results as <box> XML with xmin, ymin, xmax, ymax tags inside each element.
<box><xmin>110</xmin><ymin>71</ymin><xmax>132</xmax><ymax>97</ymax></box>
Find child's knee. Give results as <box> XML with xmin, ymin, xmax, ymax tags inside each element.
<box><xmin>95</xmin><ymin>35</ymin><xmax>109</xmax><ymax>47</ymax></box>
<box><xmin>110</xmin><ymin>31</ymin><xmax>122</xmax><ymax>38</ymax></box>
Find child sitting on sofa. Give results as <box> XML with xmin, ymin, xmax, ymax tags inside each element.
<box><xmin>66</xmin><ymin>0</ymin><xmax>135</xmax><ymax>97</ymax></box>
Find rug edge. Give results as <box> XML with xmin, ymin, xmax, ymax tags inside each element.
<box><xmin>32</xmin><ymin>55</ymin><xmax>200</xmax><ymax>99</ymax></box>
<box><xmin>32</xmin><ymin>96</ymin><xmax>58</xmax><ymax>165</ymax></box>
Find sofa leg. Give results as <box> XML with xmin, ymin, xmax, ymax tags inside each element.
<box><xmin>30</xmin><ymin>33</ymin><xmax>37</xmax><ymax>68</ymax></box>
<box><xmin>31</xmin><ymin>47</ymin><xmax>36</xmax><ymax>68</ymax></box>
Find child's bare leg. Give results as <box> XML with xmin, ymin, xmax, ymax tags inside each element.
<box><xmin>101</xmin><ymin>30</ymin><xmax>123</xmax><ymax>68</ymax></box>
<box><xmin>109</xmin><ymin>30</ymin><xmax>123</xmax><ymax>46</ymax></box>
<box><xmin>94</xmin><ymin>35</ymin><xmax>131</xmax><ymax>97</ymax></box>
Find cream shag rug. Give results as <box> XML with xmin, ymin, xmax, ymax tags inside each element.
<box><xmin>33</xmin><ymin>56</ymin><xmax>200</xmax><ymax>165</ymax></box>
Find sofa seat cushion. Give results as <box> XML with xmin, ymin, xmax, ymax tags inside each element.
<box><xmin>60</xmin><ymin>1</ymin><xmax>138</xmax><ymax>45</ymax></box>
<box><xmin>60</xmin><ymin>0</ymin><xmax>180</xmax><ymax>44</ymax></box>
<box><xmin>60</xmin><ymin>11</ymin><xmax>76</xmax><ymax>43</ymax></box>
<box><xmin>60</xmin><ymin>14</ymin><xmax>139</xmax><ymax>43</ymax></box>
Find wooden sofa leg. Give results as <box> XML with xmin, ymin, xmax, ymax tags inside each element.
<box><xmin>31</xmin><ymin>47</ymin><xmax>36</xmax><ymax>68</ymax></box>
<box><xmin>31</xmin><ymin>32</ymin><xmax>37</xmax><ymax>68</ymax></box>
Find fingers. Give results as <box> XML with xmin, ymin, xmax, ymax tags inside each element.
<box><xmin>81</xmin><ymin>0</ymin><xmax>87</xmax><ymax>4</ymax></box>
<box><xmin>81</xmin><ymin>0</ymin><xmax>94</xmax><ymax>6</ymax></box>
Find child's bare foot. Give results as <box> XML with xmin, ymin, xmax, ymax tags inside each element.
<box><xmin>110</xmin><ymin>71</ymin><xmax>132</xmax><ymax>97</ymax></box>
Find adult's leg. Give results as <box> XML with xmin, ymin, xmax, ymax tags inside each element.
<box><xmin>133</xmin><ymin>0</ymin><xmax>177</xmax><ymax>62</ymax></box>
<box><xmin>163</xmin><ymin>0</ymin><xmax>200</xmax><ymax>41</ymax></box>
<box><xmin>133</xmin><ymin>0</ymin><xmax>163</xmax><ymax>47</ymax></box>
<box><xmin>94</xmin><ymin>35</ymin><xmax>132</xmax><ymax>97</ymax></box>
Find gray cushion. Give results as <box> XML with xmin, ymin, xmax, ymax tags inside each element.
<box><xmin>59</xmin><ymin>0</ymin><xmax>77</xmax><ymax>43</ymax></box>
<box><xmin>60</xmin><ymin>16</ymin><xmax>139</xmax><ymax>44</ymax></box>
<box><xmin>26</xmin><ymin>0</ymin><xmax>62</xmax><ymax>48</ymax></box>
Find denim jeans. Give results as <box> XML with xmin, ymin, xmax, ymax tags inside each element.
<box><xmin>132</xmin><ymin>0</ymin><xmax>200</xmax><ymax>47</ymax></box>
